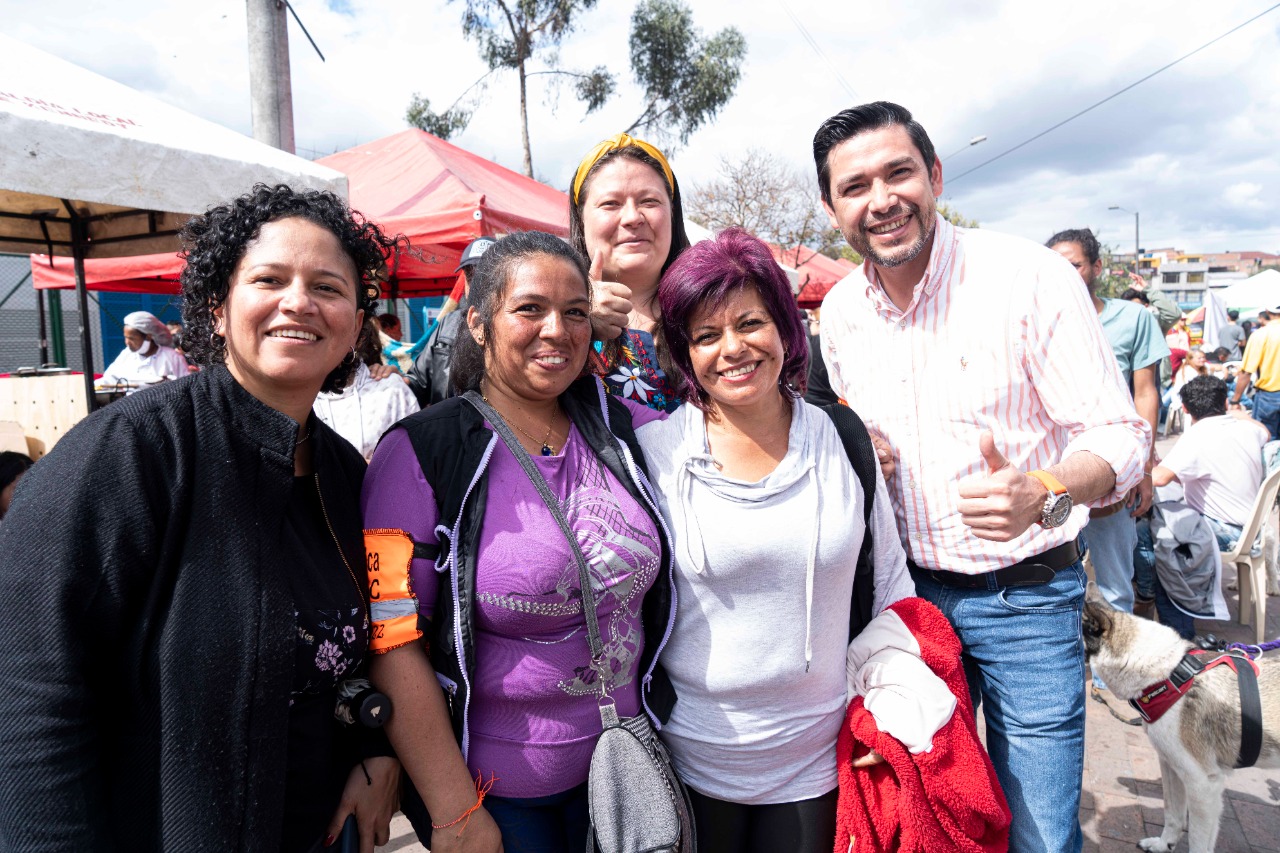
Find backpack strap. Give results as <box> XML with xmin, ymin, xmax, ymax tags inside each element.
<box><xmin>820</xmin><ymin>403</ymin><xmax>878</xmax><ymax>641</ymax></box>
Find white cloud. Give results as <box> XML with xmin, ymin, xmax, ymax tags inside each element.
<box><xmin>2</xmin><ymin>0</ymin><xmax>1277</xmax><ymax>252</ymax></box>
<box><xmin>1222</xmin><ymin>181</ymin><xmax>1266</xmax><ymax>210</ymax></box>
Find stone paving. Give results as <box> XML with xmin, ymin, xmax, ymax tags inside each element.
<box><xmin>1080</xmin><ymin>552</ymin><xmax>1280</xmax><ymax>853</ymax></box>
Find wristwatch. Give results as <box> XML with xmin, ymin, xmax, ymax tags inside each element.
<box><xmin>1028</xmin><ymin>470</ymin><xmax>1073</xmax><ymax>528</ymax></box>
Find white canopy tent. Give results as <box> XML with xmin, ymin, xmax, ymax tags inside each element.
<box><xmin>1201</xmin><ymin>288</ymin><xmax>1229</xmax><ymax>353</ymax></box>
<box><xmin>0</xmin><ymin>33</ymin><xmax>347</xmax><ymax>406</ymax></box>
<box><xmin>1217</xmin><ymin>269</ymin><xmax>1280</xmax><ymax>312</ymax></box>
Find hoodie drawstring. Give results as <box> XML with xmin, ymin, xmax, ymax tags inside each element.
<box><xmin>803</xmin><ymin>466</ymin><xmax>819</xmax><ymax>672</ymax></box>
<box><xmin>677</xmin><ymin>457</ymin><xmax>712</xmax><ymax>574</ymax></box>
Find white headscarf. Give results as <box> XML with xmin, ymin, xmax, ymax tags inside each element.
<box><xmin>123</xmin><ymin>311</ymin><xmax>173</xmax><ymax>347</ymax></box>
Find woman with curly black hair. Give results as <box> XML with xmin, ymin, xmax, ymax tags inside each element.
<box><xmin>0</xmin><ymin>184</ymin><xmax>404</xmax><ymax>853</ymax></box>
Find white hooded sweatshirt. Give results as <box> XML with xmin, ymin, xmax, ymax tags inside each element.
<box><xmin>636</xmin><ymin>399</ymin><xmax>914</xmax><ymax>804</ymax></box>
<box><xmin>313</xmin><ymin>362</ymin><xmax>419</xmax><ymax>461</ymax></box>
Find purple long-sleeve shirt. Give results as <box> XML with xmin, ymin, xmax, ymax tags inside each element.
<box><xmin>361</xmin><ymin>403</ymin><xmax>663</xmax><ymax>797</ymax></box>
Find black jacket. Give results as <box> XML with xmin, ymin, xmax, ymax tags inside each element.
<box><xmin>391</xmin><ymin>377</ymin><xmax>677</xmax><ymax>839</ymax></box>
<box><xmin>0</xmin><ymin>365</ymin><xmax>369</xmax><ymax>853</ymax></box>
<box><xmin>406</xmin><ymin>299</ymin><xmax>468</xmax><ymax>407</ymax></box>
<box><xmin>398</xmin><ymin>378</ymin><xmax>678</xmax><ymax>737</ymax></box>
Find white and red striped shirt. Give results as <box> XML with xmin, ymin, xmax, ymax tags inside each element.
<box><xmin>821</xmin><ymin>216</ymin><xmax>1149</xmax><ymax>574</ymax></box>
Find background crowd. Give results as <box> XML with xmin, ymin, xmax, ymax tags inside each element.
<box><xmin>0</xmin><ymin>101</ymin><xmax>1275</xmax><ymax>853</ymax></box>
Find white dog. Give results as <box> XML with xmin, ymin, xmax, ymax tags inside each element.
<box><xmin>1083</xmin><ymin>593</ymin><xmax>1279</xmax><ymax>853</ymax></box>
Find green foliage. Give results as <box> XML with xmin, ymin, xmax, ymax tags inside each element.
<box><xmin>405</xmin><ymin>93</ymin><xmax>471</xmax><ymax>140</ymax></box>
<box><xmin>460</xmin><ymin>0</ymin><xmax>597</xmax><ymax>70</ymax></box>
<box><xmin>1095</xmin><ymin>243</ymin><xmax>1137</xmax><ymax>299</ymax></box>
<box><xmin>937</xmin><ymin>202</ymin><xmax>979</xmax><ymax>229</ymax></box>
<box><xmin>413</xmin><ymin>0</ymin><xmax>614</xmax><ymax>174</ymax></box>
<box><xmin>574</xmin><ymin>65</ymin><xmax>615</xmax><ymax>111</ymax></box>
<box><xmin>820</xmin><ymin>244</ymin><xmax>863</xmax><ymax>265</ymax></box>
<box><xmin>626</xmin><ymin>0</ymin><xmax>747</xmax><ymax>145</ymax></box>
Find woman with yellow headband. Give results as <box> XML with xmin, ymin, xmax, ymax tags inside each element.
<box><xmin>570</xmin><ymin>133</ymin><xmax>691</xmax><ymax>412</ymax></box>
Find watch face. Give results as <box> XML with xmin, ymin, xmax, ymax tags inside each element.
<box><xmin>1045</xmin><ymin>494</ymin><xmax>1073</xmax><ymax>528</ymax></box>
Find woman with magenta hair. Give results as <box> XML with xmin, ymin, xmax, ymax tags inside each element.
<box><xmin>634</xmin><ymin>229</ymin><xmax>950</xmax><ymax>853</ymax></box>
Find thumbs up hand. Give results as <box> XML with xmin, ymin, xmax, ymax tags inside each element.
<box><xmin>588</xmin><ymin>250</ymin><xmax>632</xmax><ymax>343</ymax></box>
<box><xmin>956</xmin><ymin>431</ymin><xmax>1050</xmax><ymax>541</ymax></box>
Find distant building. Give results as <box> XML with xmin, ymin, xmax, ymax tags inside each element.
<box><xmin>1201</xmin><ymin>251</ymin><xmax>1280</xmax><ymax>275</ymax></box>
<box><xmin>1158</xmin><ymin>261</ymin><xmax>1210</xmax><ymax>304</ymax></box>
<box><xmin>1108</xmin><ymin>247</ymin><xmax>1276</xmax><ymax>305</ymax></box>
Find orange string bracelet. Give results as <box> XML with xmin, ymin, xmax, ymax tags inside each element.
<box><xmin>431</xmin><ymin>772</ymin><xmax>498</xmax><ymax>837</ymax></box>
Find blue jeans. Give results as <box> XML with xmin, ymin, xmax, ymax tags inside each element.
<box><xmin>1080</xmin><ymin>510</ymin><xmax>1136</xmax><ymax>613</ymax></box>
<box><xmin>1204</xmin><ymin>514</ymin><xmax>1252</xmax><ymax>554</ymax></box>
<box><xmin>1153</xmin><ymin>577</ymin><xmax>1196</xmax><ymax>639</ymax></box>
<box><xmin>911</xmin><ymin>563</ymin><xmax>1086</xmax><ymax>853</ymax></box>
<box><xmin>1134</xmin><ymin>516</ymin><xmax>1156</xmax><ymax>601</ymax></box>
<box><xmin>483</xmin><ymin>782</ymin><xmax>589</xmax><ymax>853</ymax></box>
<box><xmin>1251</xmin><ymin>388</ymin><xmax>1280</xmax><ymax>440</ymax></box>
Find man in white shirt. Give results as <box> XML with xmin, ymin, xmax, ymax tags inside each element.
<box><xmin>1153</xmin><ymin>374</ymin><xmax>1268</xmax><ymax>637</ymax></box>
<box><xmin>96</xmin><ymin>311</ymin><xmax>190</xmax><ymax>391</ymax></box>
<box><xmin>1155</xmin><ymin>374</ymin><xmax>1268</xmax><ymax>546</ymax></box>
<box><xmin>813</xmin><ymin>101</ymin><xmax>1148</xmax><ymax>853</ymax></box>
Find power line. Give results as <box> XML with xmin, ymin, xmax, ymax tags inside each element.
<box><xmin>777</xmin><ymin>0</ymin><xmax>860</xmax><ymax>102</ymax></box>
<box><xmin>948</xmin><ymin>1</ymin><xmax>1280</xmax><ymax>185</ymax></box>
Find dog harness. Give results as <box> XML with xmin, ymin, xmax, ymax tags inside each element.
<box><xmin>1129</xmin><ymin>649</ymin><xmax>1264</xmax><ymax>768</ymax></box>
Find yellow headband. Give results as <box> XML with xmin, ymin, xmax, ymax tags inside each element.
<box><xmin>571</xmin><ymin>133</ymin><xmax>675</xmax><ymax>204</ymax></box>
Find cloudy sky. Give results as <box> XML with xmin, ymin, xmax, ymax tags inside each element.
<box><xmin>5</xmin><ymin>0</ymin><xmax>1278</xmax><ymax>253</ymax></box>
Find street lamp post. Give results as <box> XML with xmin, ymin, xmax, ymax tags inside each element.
<box><xmin>1108</xmin><ymin>205</ymin><xmax>1140</xmax><ymax>273</ymax></box>
<box><xmin>942</xmin><ymin>135</ymin><xmax>988</xmax><ymax>161</ymax></box>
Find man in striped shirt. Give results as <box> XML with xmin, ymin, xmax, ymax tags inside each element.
<box><xmin>813</xmin><ymin>102</ymin><xmax>1148</xmax><ymax>853</ymax></box>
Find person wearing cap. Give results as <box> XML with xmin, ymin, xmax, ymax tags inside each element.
<box><xmin>1230</xmin><ymin>301</ymin><xmax>1280</xmax><ymax>438</ymax></box>
<box><xmin>406</xmin><ymin>236</ymin><xmax>496</xmax><ymax>407</ymax></box>
<box><xmin>574</xmin><ymin>133</ymin><xmax>691</xmax><ymax>412</ymax></box>
<box><xmin>96</xmin><ymin>310</ymin><xmax>190</xmax><ymax>391</ymax></box>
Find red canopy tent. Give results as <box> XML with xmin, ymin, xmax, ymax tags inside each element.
<box><xmin>769</xmin><ymin>244</ymin><xmax>853</xmax><ymax>309</ymax></box>
<box><xmin>32</xmin><ymin>129</ymin><xmax>570</xmax><ymax>298</ymax></box>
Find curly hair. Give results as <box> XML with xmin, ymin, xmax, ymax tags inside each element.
<box><xmin>450</xmin><ymin>231</ymin><xmax>592</xmax><ymax>394</ymax></box>
<box><xmin>658</xmin><ymin>227</ymin><xmax>808</xmax><ymax>410</ymax></box>
<box><xmin>1180</xmin><ymin>374</ymin><xmax>1228</xmax><ymax>420</ymax></box>
<box><xmin>180</xmin><ymin>183</ymin><xmax>404</xmax><ymax>394</ymax></box>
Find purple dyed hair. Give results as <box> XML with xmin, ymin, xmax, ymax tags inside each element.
<box><xmin>658</xmin><ymin>227</ymin><xmax>809</xmax><ymax>409</ymax></box>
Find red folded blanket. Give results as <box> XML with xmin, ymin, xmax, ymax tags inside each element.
<box><xmin>835</xmin><ymin>597</ymin><xmax>1010</xmax><ymax>853</ymax></box>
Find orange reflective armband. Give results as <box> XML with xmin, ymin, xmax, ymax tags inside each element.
<box><xmin>364</xmin><ymin>528</ymin><xmax>423</xmax><ymax>653</ymax></box>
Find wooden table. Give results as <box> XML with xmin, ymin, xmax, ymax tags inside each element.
<box><xmin>0</xmin><ymin>373</ymin><xmax>90</xmax><ymax>455</ymax></box>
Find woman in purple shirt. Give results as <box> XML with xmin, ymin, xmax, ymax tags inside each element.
<box><xmin>361</xmin><ymin>231</ymin><xmax>676</xmax><ymax>853</ymax></box>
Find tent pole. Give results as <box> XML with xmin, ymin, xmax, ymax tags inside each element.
<box><xmin>37</xmin><ymin>285</ymin><xmax>49</xmax><ymax>366</ymax></box>
<box><xmin>48</xmin><ymin>291</ymin><xmax>65</xmax><ymax>366</ymax></box>
<box><xmin>69</xmin><ymin>210</ymin><xmax>97</xmax><ymax>412</ymax></box>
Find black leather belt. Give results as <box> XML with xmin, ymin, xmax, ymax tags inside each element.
<box><xmin>908</xmin><ymin>540</ymin><xmax>1081</xmax><ymax>588</ymax></box>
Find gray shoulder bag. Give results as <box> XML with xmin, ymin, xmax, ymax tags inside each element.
<box><xmin>463</xmin><ymin>392</ymin><xmax>694</xmax><ymax>853</ymax></box>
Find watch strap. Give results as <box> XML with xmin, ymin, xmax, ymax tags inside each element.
<box><xmin>1027</xmin><ymin>469</ymin><xmax>1068</xmax><ymax>496</ymax></box>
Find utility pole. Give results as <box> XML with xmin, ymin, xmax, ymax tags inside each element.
<box><xmin>246</xmin><ymin>0</ymin><xmax>295</xmax><ymax>153</ymax></box>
